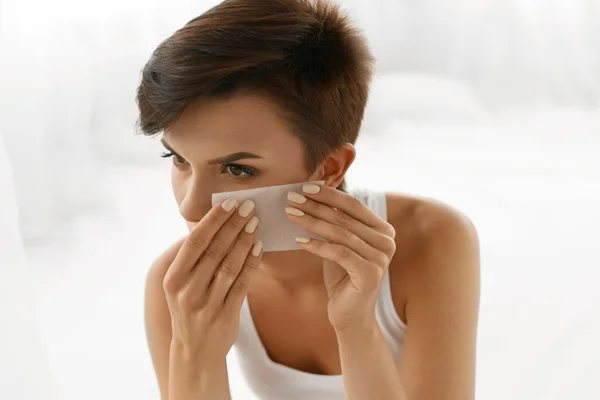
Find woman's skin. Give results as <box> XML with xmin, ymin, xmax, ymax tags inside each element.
<box><xmin>145</xmin><ymin>94</ymin><xmax>480</xmax><ymax>400</ymax></box>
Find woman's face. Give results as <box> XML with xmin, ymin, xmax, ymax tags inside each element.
<box><xmin>162</xmin><ymin>94</ymin><xmax>316</xmax><ymax>230</ymax></box>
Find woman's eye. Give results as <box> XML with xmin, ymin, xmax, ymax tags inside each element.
<box><xmin>160</xmin><ymin>151</ymin><xmax>187</xmax><ymax>165</ymax></box>
<box><xmin>223</xmin><ymin>163</ymin><xmax>255</xmax><ymax>177</ymax></box>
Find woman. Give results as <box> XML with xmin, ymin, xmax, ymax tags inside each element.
<box><xmin>139</xmin><ymin>1</ymin><xmax>480</xmax><ymax>399</ymax></box>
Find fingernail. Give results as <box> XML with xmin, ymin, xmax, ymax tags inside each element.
<box><xmin>222</xmin><ymin>198</ymin><xmax>237</xmax><ymax>212</ymax></box>
<box><xmin>285</xmin><ymin>207</ymin><xmax>305</xmax><ymax>216</ymax></box>
<box><xmin>252</xmin><ymin>241</ymin><xmax>263</xmax><ymax>257</ymax></box>
<box><xmin>239</xmin><ymin>200</ymin><xmax>255</xmax><ymax>217</ymax></box>
<box><xmin>295</xmin><ymin>237</ymin><xmax>311</xmax><ymax>244</ymax></box>
<box><xmin>287</xmin><ymin>192</ymin><xmax>307</xmax><ymax>204</ymax></box>
<box><xmin>303</xmin><ymin>184</ymin><xmax>320</xmax><ymax>194</ymax></box>
<box><xmin>244</xmin><ymin>216</ymin><xmax>259</xmax><ymax>234</ymax></box>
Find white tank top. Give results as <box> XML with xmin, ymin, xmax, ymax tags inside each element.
<box><xmin>233</xmin><ymin>188</ymin><xmax>407</xmax><ymax>399</ymax></box>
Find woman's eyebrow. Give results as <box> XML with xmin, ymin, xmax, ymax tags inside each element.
<box><xmin>207</xmin><ymin>152</ymin><xmax>264</xmax><ymax>164</ymax></box>
<box><xmin>161</xmin><ymin>138</ymin><xmax>263</xmax><ymax>164</ymax></box>
<box><xmin>160</xmin><ymin>138</ymin><xmax>179</xmax><ymax>155</ymax></box>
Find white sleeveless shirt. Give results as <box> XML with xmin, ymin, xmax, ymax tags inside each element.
<box><xmin>233</xmin><ymin>189</ymin><xmax>407</xmax><ymax>399</ymax></box>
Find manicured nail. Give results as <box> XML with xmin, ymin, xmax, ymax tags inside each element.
<box><xmin>244</xmin><ymin>216</ymin><xmax>259</xmax><ymax>234</ymax></box>
<box><xmin>295</xmin><ymin>237</ymin><xmax>311</xmax><ymax>244</ymax></box>
<box><xmin>221</xmin><ymin>198</ymin><xmax>237</xmax><ymax>212</ymax></box>
<box><xmin>285</xmin><ymin>207</ymin><xmax>305</xmax><ymax>216</ymax></box>
<box><xmin>239</xmin><ymin>200</ymin><xmax>255</xmax><ymax>217</ymax></box>
<box><xmin>252</xmin><ymin>241</ymin><xmax>263</xmax><ymax>257</ymax></box>
<box><xmin>303</xmin><ymin>184</ymin><xmax>320</xmax><ymax>194</ymax></box>
<box><xmin>287</xmin><ymin>191</ymin><xmax>307</xmax><ymax>204</ymax></box>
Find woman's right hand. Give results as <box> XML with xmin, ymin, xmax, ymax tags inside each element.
<box><xmin>162</xmin><ymin>198</ymin><xmax>263</xmax><ymax>360</ymax></box>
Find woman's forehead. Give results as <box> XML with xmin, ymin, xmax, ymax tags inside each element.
<box><xmin>166</xmin><ymin>94</ymin><xmax>290</xmax><ymax>139</ymax></box>
<box><xmin>163</xmin><ymin>95</ymin><xmax>305</xmax><ymax>162</ymax></box>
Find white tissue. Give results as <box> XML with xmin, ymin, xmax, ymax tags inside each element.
<box><xmin>212</xmin><ymin>181</ymin><xmax>325</xmax><ymax>252</ymax></box>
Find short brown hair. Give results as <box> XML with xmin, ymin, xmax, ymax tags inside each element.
<box><xmin>136</xmin><ymin>0</ymin><xmax>374</xmax><ymax>189</ymax></box>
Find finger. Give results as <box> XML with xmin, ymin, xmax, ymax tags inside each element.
<box><xmin>223</xmin><ymin>240</ymin><xmax>263</xmax><ymax>315</ymax></box>
<box><xmin>207</xmin><ymin>215</ymin><xmax>259</xmax><ymax>306</ymax></box>
<box><xmin>195</xmin><ymin>200</ymin><xmax>256</xmax><ymax>285</ymax></box>
<box><xmin>285</xmin><ymin>206</ymin><xmax>389</xmax><ymax>266</ymax></box>
<box><xmin>296</xmin><ymin>238</ymin><xmax>382</xmax><ymax>291</ymax></box>
<box><xmin>183</xmin><ymin>215</ymin><xmax>258</xmax><ymax>310</ymax></box>
<box><xmin>287</xmin><ymin>192</ymin><xmax>396</xmax><ymax>257</ymax></box>
<box><xmin>301</xmin><ymin>184</ymin><xmax>395</xmax><ymax>238</ymax></box>
<box><xmin>164</xmin><ymin>198</ymin><xmax>238</xmax><ymax>291</ymax></box>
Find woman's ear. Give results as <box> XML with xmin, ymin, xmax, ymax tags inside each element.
<box><xmin>315</xmin><ymin>143</ymin><xmax>356</xmax><ymax>188</ymax></box>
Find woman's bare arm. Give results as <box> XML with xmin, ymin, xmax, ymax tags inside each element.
<box><xmin>144</xmin><ymin>239</ymin><xmax>183</xmax><ymax>400</ymax></box>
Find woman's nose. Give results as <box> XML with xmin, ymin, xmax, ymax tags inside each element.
<box><xmin>178</xmin><ymin>181</ymin><xmax>213</xmax><ymax>224</ymax></box>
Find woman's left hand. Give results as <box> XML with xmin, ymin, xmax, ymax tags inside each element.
<box><xmin>286</xmin><ymin>184</ymin><xmax>397</xmax><ymax>332</ymax></box>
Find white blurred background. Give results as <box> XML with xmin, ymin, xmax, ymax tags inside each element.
<box><xmin>1</xmin><ymin>0</ymin><xmax>599</xmax><ymax>399</ymax></box>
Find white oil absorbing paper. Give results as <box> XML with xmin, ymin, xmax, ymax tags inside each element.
<box><xmin>211</xmin><ymin>181</ymin><xmax>325</xmax><ymax>252</ymax></box>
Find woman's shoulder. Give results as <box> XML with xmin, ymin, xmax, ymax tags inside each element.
<box><xmin>384</xmin><ymin>192</ymin><xmax>478</xmax><ymax>269</ymax></box>
<box><xmin>383</xmin><ymin>192</ymin><xmax>480</xmax><ymax>323</ymax></box>
<box><xmin>383</xmin><ymin>192</ymin><xmax>477</xmax><ymax>240</ymax></box>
